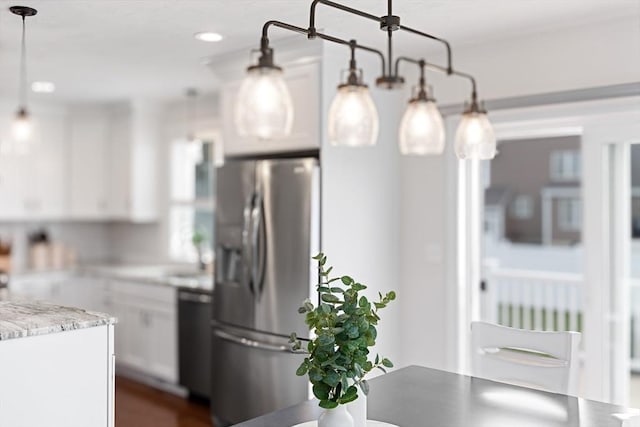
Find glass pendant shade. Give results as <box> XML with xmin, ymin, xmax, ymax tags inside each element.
<box><xmin>12</xmin><ymin>109</ymin><xmax>32</xmax><ymax>143</ymax></box>
<box><xmin>455</xmin><ymin>110</ymin><xmax>496</xmax><ymax>160</ymax></box>
<box><xmin>398</xmin><ymin>99</ymin><xmax>445</xmax><ymax>155</ymax></box>
<box><xmin>235</xmin><ymin>66</ymin><xmax>293</xmax><ymax>139</ymax></box>
<box><xmin>328</xmin><ymin>84</ymin><xmax>379</xmax><ymax>147</ymax></box>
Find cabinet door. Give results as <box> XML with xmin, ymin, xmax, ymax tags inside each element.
<box><xmin>146</xmin><ymin>308</ymin><xmax>178</xmax><ymax>383</ymax></box>
<box><xmin>107</xmin><ymin>107</ymin><xmax>131</xmax><ymax>219</ymax></box>
<box><xmin>222</xmin><ymin>60</ymin><xmax>320</xmax><ymax>156</ymax></box>
<box><xmin>32</xmin><ymin>115</ymin><xmax>67</xmax><ymax>219</ymax></box>
<box><xmin>69</xmin><ymin>111</ymin><xmax>109</xmax><ymax>219</ymax></box>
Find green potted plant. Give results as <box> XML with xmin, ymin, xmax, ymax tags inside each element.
<box><xmin>290</xmin><ymin>253</ymin><xmax>396</xmax><ymax>427</ymax></box>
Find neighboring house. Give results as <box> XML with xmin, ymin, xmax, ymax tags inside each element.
<box><xmin>484</xmin><ymin>135</ymin><xmax>582</xmax><ymax>245</ymax></box>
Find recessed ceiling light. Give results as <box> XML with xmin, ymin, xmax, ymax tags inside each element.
<box><xmin>194</xmin><ymin>32</ymin><xmax>223</xmax><ymax>43</ymax></box>
<box><xmin>31</xmin><ymin>81</ymin><xmax>55</xmax><ymax>93</ymax></box>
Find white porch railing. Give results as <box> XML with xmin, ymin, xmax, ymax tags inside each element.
<box><xmin>482</xmin><ymin>267</ymin><xmax>583</xmax><ymax>332</ymax></box>
<box><xmin>483</xmin><ymin>269</ymin><xmax>640</xmax><ymax>369</ymax></box>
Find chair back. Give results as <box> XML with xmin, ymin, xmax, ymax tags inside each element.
<box><xmin>471</xmin><ymin>321</ymin><xmax>581</xmax><ymax>395</ymax></box>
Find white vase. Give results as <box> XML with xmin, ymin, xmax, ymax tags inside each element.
<box><xmin>346</xmin><ymin>393</ymin><xmax>367</xmax><ymax>427</ymax></box>
<box><xmin>318</xmin><ymin>405</ymin><xmax>354</xmax><ymax>427</ymax></box>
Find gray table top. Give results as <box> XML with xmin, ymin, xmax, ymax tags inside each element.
<box><xmin>234</xmin><ymin>365</ymin><xmax>635</xmax><ymax>427</ymax></box>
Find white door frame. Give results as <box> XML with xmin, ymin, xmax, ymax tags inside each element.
<box><xmin>446</xmin><ymin>96</ymin><xmax>640</xmax><ymax>402</ymax></box>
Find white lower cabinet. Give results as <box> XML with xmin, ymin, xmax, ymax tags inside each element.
<box><xmin>9</xmin><ymin>273</ymin><xmax>179</xmax><ymax>385</ymax></box>
<box><xmin>0</xmin><ymin>325</ymin><xmax>115</xmax><ymax>427</ymax></box>
<box><xmin>109</xmin><ymin>279</ymin><xmax>178</xmax><ymax>384</ymax></box>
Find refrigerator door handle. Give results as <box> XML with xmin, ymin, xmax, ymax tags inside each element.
<box><xmin>214</xmin><ymin>328</ymin><xmax>292</xmax><ymax>353</ymax></box>
<box><xmin>241</xmin><ymin>193</ymin><xmax>255</xmax><ymax>295</ymax></box>
<box><xmin>250</xmin><ymin>191</ymin><xmax>265</xmax><ymax>300</ymax></box>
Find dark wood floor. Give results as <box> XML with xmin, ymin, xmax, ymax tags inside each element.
<box><xmin>116</xmin><ymin>376</ymin><xmax>213</xmax><ymax>427</ymax></box>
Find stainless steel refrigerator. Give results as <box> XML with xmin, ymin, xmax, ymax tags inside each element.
<box><xmin>211</xmin><ymin>154</ymin><xmax>319</xmax><ymax>425</ymax></box>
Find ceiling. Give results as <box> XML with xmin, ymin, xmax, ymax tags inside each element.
<box><xmin>0</xmin><ymin>0</ymin><xmax>637</xmax><ymax>103</ymax></box>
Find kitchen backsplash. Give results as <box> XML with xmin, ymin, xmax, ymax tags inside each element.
<box><xmin>0</xmin><ymin>222</ymin><xmax>111</xmax><ymax>272</ymax></box>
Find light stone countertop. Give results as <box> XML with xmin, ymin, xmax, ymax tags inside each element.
<box><xmin>0</xmin><ymin>300</ymin><xmax>116</xmax><ymax>341</ymax></box>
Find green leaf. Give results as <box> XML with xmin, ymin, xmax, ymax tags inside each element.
<box><xmin>338</xmin><ymin>393</ymin><xmax>358</xmax><ymax>404</ymax></box>
<box><xmin>312</xmin><ymin>382</ymin><xmax>330</xmax><ymax>400</ymax></box>
<box><xmin>382</xmin><ymin>358</ymin><xmax>394</xmax><ymax>368</ymax></box>
<box><xmin>318</xmin><ymin>286</ymin><xmax>331</xmax><ymax>293</ymax></box>
<box><xmin>352</xmin><ymin>283</ymin><xmax>367</xmax><ymax>291</ymax></box>
<box><xmin>359</xmin><ymin>379</ymin><xmax>370</xmax><ymax>396</ymax></box>
<box><xmin>330</xmin><ymin>287</ymin><xmax>344</xmax><ymax>293</ymax></box>
<box><xmin>323</xmin><ymin>371</ymin><xmax>341</xmax><ymax>387</ymax></box>
<box><xmin>341</xmin><ymin>276</ymin><xmax>354</xmax><ymax>285</ymax></box>
<box><xmin>321</xmin><ymin>294</ymin><xmax>340</xmax><ymax>303</ymax></box>
<box><xmin>312</xmin><ymin>253</ymin><xmax>324</xmax><ymax>260</ymax></box>
<box><xmin>319</xmin><ymin>399</ymin><xmax>338</xmax><ymax>409</ymax></box>
<box><xmin>298</xmin><ymin>306</ymin><xmax>308</xmax><ymax>314</ymax></box>
<box><xmin>375</xmin><ymin>354</ymin><xmax>379</xmax><ymax>365</ymax></box>
<box><xmin>358</xmin><ymin>296</ymin><xmax>368</xmax><ymax>307</ymax></box>
<box><xmin>377</xmin><ymin>366</ymin><xmax>387</xmax><ymax>374</ymax></box>
<box><xmin>387</xmin><ymin>291</ymin><xmax>396</xmax><ymax>301</ymax></box>
<box><xmin>296</xmin><ymin>361</ymin><xmax>309</xmax><ymax>376</ymax></box>
<box><xmin>309</xmin><ymin>367</ymin><xmax>323</xmax><ymax>382</ymax></box>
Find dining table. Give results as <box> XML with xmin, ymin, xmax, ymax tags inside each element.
<box><xmin>234</xmin><ymin>365</ymin><xmax>638</xmax><ymax>427</ymax></box>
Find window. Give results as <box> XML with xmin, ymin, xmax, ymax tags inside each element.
<box><xmin>510</xmin><ymin>194</ymin><xmax>534</xmax><ymax>220</ymax></box>
<box><xmin>557</xmin><ymin>198</ymin><xmax>582</xmax><ymax>232</ymax></box>
<box><xmin>169</xmin><ymin>139</ymin><xmax>216</xmax><ymax>261</ymax></box>
<box><xmin>550</xmin><ymin>150</ymin><xmax>581</xmax><ymax>182</ymax></box>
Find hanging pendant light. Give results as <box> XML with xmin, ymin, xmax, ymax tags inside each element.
<box><xmin>455</xmin><ymin>94</ymin><xmax>496</xmax><ymax>160</ymax></box>
<box><xmin>235</xmin><ymin>48</ymin><xmax>293</xmax><ymax>139</ymax></box>
<box><xmin>328</xmin><ymin>43</ymin><xmax>379</xmax><ymax>147</ymax></box>
<box><xmin>398</xmin><ymin>61</ymin><xmax>444</xmax><ymax>155</ymax></box>
<box><xmin>10</xmin><ymin>6</ymin><xmax>37</xmax><ymax>144</ymax></box>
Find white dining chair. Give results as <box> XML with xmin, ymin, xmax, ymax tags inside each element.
<box><xmin>470</xmin><ymin>321</ymin><xmax>581</xmax><ymax>395</ymax></box>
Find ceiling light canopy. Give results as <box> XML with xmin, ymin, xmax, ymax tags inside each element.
<box><xmin>236</xmin><ymin>0</ymin><xmax>496</xmax><ymax>160</ymax></box>
<box><xmin>194</xmin><ymin>32</ymin><xmax>223</xmax><ymax>42</ymax></box>
<box><xmin>9</xmin><ymin>5</ymin><xmax>38</xmax><ymax>144</ymax></box>
<box><xmin>31</xmin><ymin>81</ymin><xmax>55</xmax><ymax>93</ymax></box>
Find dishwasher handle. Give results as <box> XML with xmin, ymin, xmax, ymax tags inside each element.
<box><xmin>179</xmin><ymin>292</ymin><xmax>212</xmax><ymax>304</ymax></box>
<box><xmin>213</xmin><ymin>328</ymin><xmax>293</xmax><ymax>353</ymax></box>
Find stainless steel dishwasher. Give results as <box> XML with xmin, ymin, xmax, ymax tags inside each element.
<box><xmin>178</xmin><ymin>288</ymin><xmax>212</xmax><ymax>399</ymax></box>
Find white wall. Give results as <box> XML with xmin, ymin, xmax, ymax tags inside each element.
<box><xmin>319</xmin><ymin>42</ymin><xmax>404</xmax><ymax>367</ymax></box>
<box><xmin>396</xmin><ymin>16</ymin><xmax>640</xmax><ymax>372</ymax></box>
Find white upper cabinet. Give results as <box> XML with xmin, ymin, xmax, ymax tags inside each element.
<box><xmin>68</xmin><ymin>101</ymin><xmax>159</xmax><ymax>222</ymax></box>
<box><xmin>69</xmin><ymin>108</ymin><xmax>110</xmax><ymax>220</ymax></box>
<box><xmin>107</xmin><ymin>101</ymin><xmax>159</xmax><ymax>223</ymax></box>
<box><xmin>221</xmin><ymin>60</ymin><xmax>320</xmax><ymax>156</ymax></box>
<box><xmin>0</xmin><ymin>105</ymin><xmax>68</xmax><ymax>221</ymax></box>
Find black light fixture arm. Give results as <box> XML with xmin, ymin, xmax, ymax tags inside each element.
<box><xmin>308</xmin><ymin>0</ymin><xmax>453</xmax><ymax>75</ymax></box>
<box><xmin>259</xmin><ymin>19</ymin><xmax>387</xmax><ymax>76</ymax></box>
<box><xmin>395</xmin><ymin>56</ymin><xmax>479</xmax><ymax>101</ymax></box>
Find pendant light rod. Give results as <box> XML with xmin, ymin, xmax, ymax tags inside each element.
<box><xmin>308</xmin><ymin>0</ymin><xmax>453</xmax><ymax>74</ymax></box>
<box><xmin>10</xmin><ymin>6</ymin><xmax>38</xmax><ymax>110</ymax></box>
<box><xmin>260</xmin><ymin>20</ymin><xmax>387</xmax><ymax>76</ymax></box>
<box><xmin>19</xmin><ymin>15</ymin><xmax>27</xmax><ymax>109</ymax></box>
<box><xmin>395</xmin><ymin>56</ymin><xmax>478</xmax><ymax>99</ymax></box>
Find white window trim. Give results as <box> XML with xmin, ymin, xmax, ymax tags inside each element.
<box><xmin>557</xmin><ymin>198</ymin><xmax>582</xmax><ymax>232</ymax></box>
